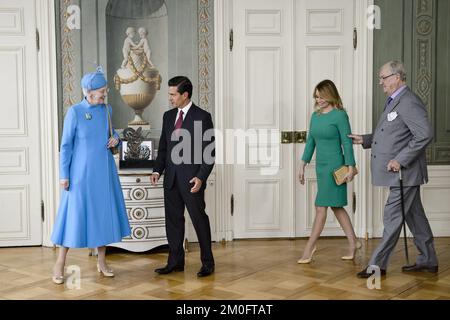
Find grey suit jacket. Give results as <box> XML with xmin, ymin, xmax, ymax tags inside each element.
<box><xmin>362</xmin><ymin>87</ymin><xmax>433</xmax><ymax>187</ymax></box>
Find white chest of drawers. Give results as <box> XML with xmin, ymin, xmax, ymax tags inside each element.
<box><xmin>109</xmin><ymin>169</ymin><xmax>168</xmax><ymax>252</ymax></box>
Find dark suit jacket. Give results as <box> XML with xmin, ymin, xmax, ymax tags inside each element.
<box><xmin>154</xmin><ymin>103</ymin><xmax>215</xmax><ymax>191</ymax></box>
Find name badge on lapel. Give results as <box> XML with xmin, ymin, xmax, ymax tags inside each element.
<box><xmin>387</xmin><ymin>111</ymin><xmax>398</xmax><ymax>122</ymax></box>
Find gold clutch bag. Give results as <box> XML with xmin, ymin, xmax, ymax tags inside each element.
<box><xmin>333</xmin><ymin>166</ymin><xmax>358</xmax><ymax>185</ymax></box>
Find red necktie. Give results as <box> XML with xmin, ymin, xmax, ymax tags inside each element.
<box><xmin>174</xmin><ymin>110</ymin><xmax>184</xmax><ymax>136</ymax></box>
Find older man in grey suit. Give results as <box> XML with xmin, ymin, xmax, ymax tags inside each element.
<box><xmin>349</xmin><ymin>61</ymin><xmax>438</xmax><ymax>278</ymax></box>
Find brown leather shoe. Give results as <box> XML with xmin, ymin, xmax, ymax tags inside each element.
<box><xmin>402</xmin><ymin>264</ymin><xmax>438</xmax><ymax>273</ymax></box>
<box><xmin>357</xmin><ymin>266</ymin><xmax>386</xmax><ymax>278</ymax></box>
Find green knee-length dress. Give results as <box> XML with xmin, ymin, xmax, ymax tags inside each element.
<box><xmin>302</xmin><ymin>108</ymin><xmax>356</xmax><ymax>207</ymax></box>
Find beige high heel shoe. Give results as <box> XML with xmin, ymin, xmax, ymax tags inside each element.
<box><xmin>341</xmin><ymin>241</ymin><xmax>362</xmax><ymax>260</ymax></box>
<box><xmin>297</xmin><ymin>246</ymin><xmax>317</xmax><ymax>264</ymax></box>
<box><xmin>52</xmin><ymin>264</ymin><xmax>65</xmax><ymax>284</ymax></box>
<box><xmin>52</xmin><ymin>275</ymin><xmax>64</xmax><ymax>285</ymax></box>
<box><xmin>97</xmin><ymin>263</ymin><xmax>115</xmax><ymax>277</ymax></box>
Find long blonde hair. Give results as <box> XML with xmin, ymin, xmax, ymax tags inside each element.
<box><xmin>313</xmin><ymin>80</ymin><xmax>344</xmax><ymax>114</ymax></box>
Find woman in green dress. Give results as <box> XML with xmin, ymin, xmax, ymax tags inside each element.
<box><xmin>298</xmin><ymin>80</ymin><xmax>360</xmax><ymax>263</ymax></box>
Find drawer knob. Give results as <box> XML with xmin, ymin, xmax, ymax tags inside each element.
<box><xmin>136</xmin><ymin>178</ymin><xmax>141</xmax><ymax>183</ymax></box>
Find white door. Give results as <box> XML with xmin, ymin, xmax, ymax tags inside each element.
<box><xmin>0</xmin><ymin>0</ymin><xmax>42</xmax><ymax>246</ymax></box>
<box><xmin>231</xmin><ymin>0</ymin><xmax>356</xmax><ymax>238</ymax></box>
<box><xmin>232</xmin><ymin>0</ymin><xmax>294</xmax><ymax>238</ymax></box>
<box><xmin>294</xmin><ymin>0</ymin><xmax>356</xmax><ymax>237</ymax></box>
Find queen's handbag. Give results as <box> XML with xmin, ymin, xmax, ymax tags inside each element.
<box><xmin>106</xmin><ymin>105</ymin><xmax>119</xmax><ymax>155</ymax></box>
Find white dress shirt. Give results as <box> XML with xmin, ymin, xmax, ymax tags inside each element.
<box><xmin>174</xmin><ymin>101</ymin><xmax>192</xmax><ymax>125</ymax></box>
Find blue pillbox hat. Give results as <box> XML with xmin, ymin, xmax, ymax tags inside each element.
<box><xmin>81</xmin><ymin>66</ymin><xmax>107</xmax><ymax>90</ymax></box>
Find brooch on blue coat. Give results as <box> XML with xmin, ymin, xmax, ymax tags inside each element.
<box><xmin>85</xmin><ymin>113</ymin><xmax>92</xmax><ymax>120</ymax></box>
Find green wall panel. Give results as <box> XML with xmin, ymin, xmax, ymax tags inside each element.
<box><xmin>374</xmin><ymin>0</ymin><xmax>450</xmax><ymax>164</ymax></box>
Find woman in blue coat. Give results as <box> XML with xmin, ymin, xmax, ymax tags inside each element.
<box><xmin>51</xmin><ymin>67</ymin><xmax>131</xmax><ymax>284</ymax></box>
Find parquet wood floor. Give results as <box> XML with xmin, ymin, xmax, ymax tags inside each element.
<box><xmin>0</xmin><ymin>238</ymin><xmax>448</xmax><ymax>300</ymax></box>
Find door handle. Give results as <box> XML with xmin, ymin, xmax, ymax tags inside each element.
<box><xmin>281</xmin><ymin>131</ymin><xmax>307</xmax><ymax>144</ymax></box>
<box><xmin>281</xmin><ymin>131</ymin><xmax>294</xmax><ymax>144</ymax></box>
<box><xmin>294</xmin><ymin>131</ymin><xmax>307</xmax><ymax>143</ymax></box>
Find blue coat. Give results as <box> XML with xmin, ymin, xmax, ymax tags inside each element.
<box><xmin>51</xmin><ymin>98</ymin><xmax>131</xmax><ymax>248</ymax></box>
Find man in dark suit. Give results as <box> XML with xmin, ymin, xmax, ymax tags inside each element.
<box><xmin>150</xmin><ymin>76</ymin><xmax>215</xmax><ymax>277</ymax></box>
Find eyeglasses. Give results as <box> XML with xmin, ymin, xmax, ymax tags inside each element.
<box><xmin>378</xmin><ymin>73</ymin><xmax>396</xmax><ymax>82</ymax></box>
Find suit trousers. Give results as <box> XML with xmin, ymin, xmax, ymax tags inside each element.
<box><xmin>368</xmin><ymin>185</ymin><xmax>438</xmax><ymax>270</ymax></box>
<box><xmin>164</xmin><ymin>176</ymin><xmax>214</xmax><ymax>268</ymax></box>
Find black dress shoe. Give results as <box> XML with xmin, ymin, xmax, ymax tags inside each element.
<box><xmin>402</xmin><ymin>264</ymin><xmax>438</xmax><ymax>273</ymax></box>
<box><xmin>357</xmin><ymin>266</ymin><xmax>386</xmax><ymax>278</ymax></box>
<box><xmin>197</xmin><ymin>265</ymin><xmax>214</xmax><ymax>277</ymax></box>
<box><xmin>154</xmin><ymin>265</ymin><xmax>184</xmax><ymax>275</ymax></box>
